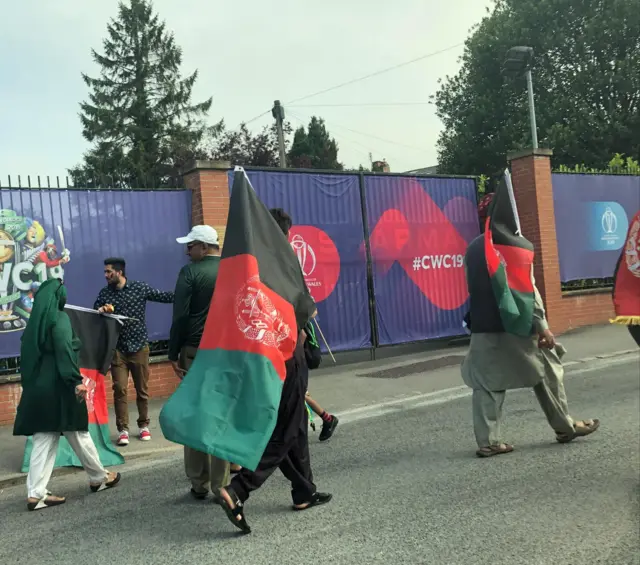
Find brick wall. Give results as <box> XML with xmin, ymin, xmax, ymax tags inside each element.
<box><xmin>509</xmin><ymin>148</ymin><xmax>614</xmax><ymax>334</ymax></box>
<box><xmin>183</xmin><ymin>161</ymin><xmax>231</xmax><ymax>245</ymax></box>
<box><xmin>0</xmin><ymin>359</ymin><xmax>177</xmax><ymax>426</ymax></box>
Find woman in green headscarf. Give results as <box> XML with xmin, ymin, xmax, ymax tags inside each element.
<box><xmin>13</xmin><ymin>278</ymin><xmax>121</xmax><ymax>511</ymax></box>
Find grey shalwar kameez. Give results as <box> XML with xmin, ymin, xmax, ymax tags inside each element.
<box><xmin>461</xmin><ymin>285</ymin><xmax>576</xmax><ymax>447</ymax></box>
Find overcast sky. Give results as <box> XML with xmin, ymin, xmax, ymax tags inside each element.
<box><xmin>0</xmin><ymin>0</ymin><xmax>492</xmax><ymax>180</ymax></box>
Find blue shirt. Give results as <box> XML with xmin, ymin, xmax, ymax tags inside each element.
<box><xmin>94</xmin><ymin>280</ymin><xmax>174</xmax><ymax>354</ymax></box>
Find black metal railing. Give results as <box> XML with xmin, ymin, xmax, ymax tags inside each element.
<box><xmin>0</xmin><ymin>174</ymin><xmax>185</xmax><ymax>190</ymax></box>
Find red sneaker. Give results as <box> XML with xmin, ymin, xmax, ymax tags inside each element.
<box><xmin>117</xmin><ymin>431</ymin><xmax>129</xmax><ymax>446</ymax></box>
<box><xmin>139</xmin><ymin>428</ymin><xmax>151</xmax><ymax>441</ymax></box>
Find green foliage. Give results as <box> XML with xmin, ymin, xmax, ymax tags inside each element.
<box><xmin>555</xmin><ymin>154</ymin><xmax>640</xmax><ymax>175</ymax></box>
<box><xmin>476</xmin><ymin>174</ymin><xmax>489</xmax><ymax>194</ymax></box>
<box><xmin>69</xmin><ymin>0</ymin><xmax>212</xmax><ymax>187</ymax></box>
<box><xmin>288</xmin><ymin>117</ymin><xmax>343</xmax><ymax>170</ymax></box>
<box><xmin>205</xmin><ymin>120</ymin><xmax>293</xmax><ymax>168</ymax></box>
<box><xmin>433</xmin><ymin>0</ymin><xmax>640</xmax><ymax>177</ymax></box>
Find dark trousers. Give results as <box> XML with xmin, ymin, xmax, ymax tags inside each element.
<box><xmin>230</xmin><ymin>340</ymin><xmax>316</xmax><ymax>506</ymax></box>
<box><xmin>629</xmin><ymin>325</ymin><xmax>640</xmax><ymax>347</ymax></box>
<box><xmin>111</xmin><ymin>346</ymin><xmax>150</xmax><ymax>431</ymax></box>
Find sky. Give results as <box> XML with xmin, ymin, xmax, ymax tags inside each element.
<box><xmin>0</xmin><ymin>0</ymin><xmax>493</xmax><ymax>181</ymax></box>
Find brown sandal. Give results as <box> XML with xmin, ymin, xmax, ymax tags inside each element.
<box><xmin>476</xmin><ymin>443</ymin><xmax>514</xmax><ymax>458</ymax></box>
<box><xmin>556</xmin><ymin>419</ymin><xmax>600</xmax><ymax>444</ymax></box>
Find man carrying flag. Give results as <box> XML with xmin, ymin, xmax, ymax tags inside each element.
<box><xmin>461</xmin><ymin>170</ymin><xmax>600</xmax><ymax>458</ymax></box>
<box><xmin>160</xmin><ymin>168</ymin><xmax>331</xmax><ymax>534</ymax></box>
<box><xmin>611</xmin><ymin>210</ymin><xmax>640</xmax><ymax>347</ymax></box>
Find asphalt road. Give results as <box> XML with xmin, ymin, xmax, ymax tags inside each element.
<box><xmin>1</xmin><ymin>357</ymin><xmax>638</xmax><ymax>565</ymax></box>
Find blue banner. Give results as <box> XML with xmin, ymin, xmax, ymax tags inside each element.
<box><xmin>552</xmin><ymin>174</ymin><xmax>640</xmax><ymax>281</ymax></box>
<box><xmin>0</xmin><ymin>189</ymin><xmax>191</xmax><ymax>358</ymax></box>
<box><xmin>229</xmin><ymin>171</ymin><xmax>371</xmax><ymax>352</ymax></box>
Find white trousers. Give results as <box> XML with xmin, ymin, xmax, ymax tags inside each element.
<box><xmin>26</xmin><ymin>431</ymin><xmax>108</xmax><ymax>499</ymax></box>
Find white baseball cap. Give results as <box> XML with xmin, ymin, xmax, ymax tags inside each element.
<box><xmin>176</xmin><ymin>225</ymin><xmax>219</xmax><ymax>246</ymax></box>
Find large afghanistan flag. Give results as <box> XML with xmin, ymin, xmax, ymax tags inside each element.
<box><xmin>611</xmin><ymin>210</ymin><xmax>640</xmax><ymax>326</ymax></box>
<box><xmin>484</xmin><ymin>169</ymin><xmax>536</xmax><ymax>336</ymax></box>
<box><xmin>160</xmin><ymin>168</ymin><xmax>316</xmax><ymax>471</ymax></box>
<box><xmin>21</xmin><ymin>306</ymin><xmax>124</xmax><ymax>471</ymax></box>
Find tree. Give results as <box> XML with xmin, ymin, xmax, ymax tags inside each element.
<box><xmin>205</xmin><ymin>120</ymin><xmax>293</xmax><ymax>167</ymax></box>
<box><xmin>288</xmin><ymin>117</ymin><xmax>343</xmax><ymax>170</ymax></box>
<box><xmin>69</xmin><ymin>0</ymin><xmax>212</xmax><ymax>187</ymax></box>
<box><xmin>433</xmin><ymin>0</ymin><xmax>640</xmax><ymax>176</ymax></box>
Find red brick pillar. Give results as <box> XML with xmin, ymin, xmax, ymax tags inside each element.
<box><xmin>507</xmin><ymin>148</ymin><xmax>565</xmax><ymax>332</ymax></box>
<box><xmin>182</xmin><ymin>160</ymin><xmax>231</xmax><ymax>244</ymax></box>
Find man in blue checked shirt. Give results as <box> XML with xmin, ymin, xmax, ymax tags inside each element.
<box><xmin>94</xmin><ymin>257</ymin><xmax>173</xmax><ymax>446</ymax></box>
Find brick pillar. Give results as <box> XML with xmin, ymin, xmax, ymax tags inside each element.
<box><xmin>507</xmin><ymin>148</ymin><xmax>564</xmax><ymax>332</ymax></box>
<box><xmin>182</xmin><ymin>160</ymin><xmax>231</xmax><ymax>244</ymax></box>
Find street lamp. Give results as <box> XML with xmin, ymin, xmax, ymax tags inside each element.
<box><xmin>503</xmin><ymin>46</ymin><xmax>538</xmax><ymax>149</ymax></box>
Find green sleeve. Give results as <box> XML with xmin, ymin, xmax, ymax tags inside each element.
<box><xmin>168</xmin><ymin>266</ymin><xmax>192</xmax><ymax>361</ymax></box>
<box><xmin>52</xmin><ymin>313</ymin><xmax>83</xmax><ymax>388</ymax></box>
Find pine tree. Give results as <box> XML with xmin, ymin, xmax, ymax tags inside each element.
<box><xmin>287</xmin><ymin>117</ymin><xmax>343</xmax><ymax>170</ymax></box>
<box><xmin>69</xmin><ymin>0</ymin><xmax>212</xmax><ymax>187</ymax></box>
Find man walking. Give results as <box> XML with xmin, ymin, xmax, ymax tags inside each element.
<box><xmin>217</xmin><ymin>208</ymin><xmax>332</xmax><ymax>534</ymax></box>
<box><xmin>461</xmin><ymin>173</ymin><xmax>599</xmax><ymax>457</ymax></box>
<box><xmin>94</xmin><ymin>257</ymin><xmax>173</xmax><ymax>446</ymax></box>
<box><xmin>169</xmin><ymin>225</ymin><xmax>231</xmax><ymax>499</ymax></box>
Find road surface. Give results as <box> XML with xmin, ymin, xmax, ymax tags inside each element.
<box><xmin>1</xmin><ymin>355</ymin><xmax>638</xmax><ymax>565</ymax></box>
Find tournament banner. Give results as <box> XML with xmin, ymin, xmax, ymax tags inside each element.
<box><xmin>228</xmin><ymin>170</ymin><xmax>371</xmax><ymax>352</ymax></box>
<box><xmin>365</xmin><ymin>175</ymin><xmax>480</xmax><ymax>345</ymax></box>
<box><xmin>552</xmin><ymin>174</ymin><xmax>640</xmax><ymax>281</ymax></box>
<box><xmin>0</xmin><ymin>189</ymin><xmax>191</xmax><ymax>358</ymax></box>
<box><xmin>21</xmin><ymin>306</ymin><xmax>124</xmax><ymax>472</ymax></box>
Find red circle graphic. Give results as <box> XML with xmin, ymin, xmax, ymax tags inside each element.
<box><xmin>289</xmin><ymin>226</ymin><xmax>340</xmax><ymax>303</ymax></box>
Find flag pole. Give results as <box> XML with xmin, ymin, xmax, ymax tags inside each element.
<box><xmin>313</xmin><ymin>318</ymin><xmax>336</xmax><ymax>364</ymax></box>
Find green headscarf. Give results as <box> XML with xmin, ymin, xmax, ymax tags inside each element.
<box><xmin>20</xmin><ymin>278</ymin><xmax>67</xmax><ymax>384</ymax></box>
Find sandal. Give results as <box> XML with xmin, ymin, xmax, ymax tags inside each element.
<box><xmin>90</xmin><ymin>471</ymin><xmax>121</xmax><ymax>493</ymax></box>
<box><xmin>217</xmin><ymin>487</ymin><xmax>251</xmax><ymax>534</ymax></box>
<box><xmin>476</xmin><ymin>444</ymin><xmax>514</xmax><ymax>458</ymax></box>
<box><xmin>27</xmin><ymin>494</ymin><xmax>66</xmax><ymax>511</ymax></box>
<box><xmin>292</xmin><ymin>492</ymin><xmax>333</xmax><ymax>511</ymax></box>
<box><xmin>556</xmin><ymin>419</ymin><xmax>600</xmax><ymax>444</ymax></box>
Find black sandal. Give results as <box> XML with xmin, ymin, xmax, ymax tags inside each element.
<box><xmin>217</xmin><ymin>487</ymin><xmax>251</xmax><ymax>534</ymax></box>
<box><xmin>292</xmin><ymin>492</ymin><xmax>333</xmax><ymax>511</ymax></box>
<box><xmin>27</xmin><ymin>495</ymin><xmax>66</xmax><ymax>511</ymax></box>
<box><xmin>90</xmin><ymin>472</ymin><xmax>121</xmax><ymax>493</ymax></box>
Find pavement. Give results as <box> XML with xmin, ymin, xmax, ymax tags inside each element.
<box><xmin>0</xmin><ymin>323</ymin><xmax>637</xmax><ymax>488</ymax></box>
<box><xmin>0</xmin><ymin>344</ymin><xmax>638</xmax><ymax>564</ymax></box>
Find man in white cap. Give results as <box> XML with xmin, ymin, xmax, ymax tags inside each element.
<box><xmin>169</xmin><ymin>225</ymin><xmax>231</xmax><ymax>499</ymax></box>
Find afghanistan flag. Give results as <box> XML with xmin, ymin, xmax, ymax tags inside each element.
<box><xmin>21</xmin><ymin>306</ymin><xmax>124</xmax><ymax>472</ymax></box>
<box><xmin>484</xmin><ymin>170</ymin><xmax>536</xmax><ymax>336</ymax></box>
<box><xmin>611</xmin><ymin>210</ymin><xmax>640</xmax><ymax>326</ymax></box>
<box><xmin>160</xmin><ymin>167</ymin><xmax>315</xmax><ymax>471</ymax></box>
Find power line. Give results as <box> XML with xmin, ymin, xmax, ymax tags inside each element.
<box><xmin>290</xmin><ymin>102</ymin><xmax>431</xmax><ymax>108</ymax></box>
<box><xmin>287</xmin><ymin>109</ymin><xmax>418</xmax><ymax>168</ymax></box>
<box><xmin>286</xmin><ymin>43</ymin><xmax>463</xmax><ymax>106</ymax></box>
<box><xmin>287</xmin><ymin>109</ymin><xmax>379</xmax><ymax>163</ymax></box>
<box><xmin>293</xmin><ymin>110</ymin><xmax>428</xmax><ymax>153</ymax></box>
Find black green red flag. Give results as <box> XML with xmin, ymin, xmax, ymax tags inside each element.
<box><xmin>21</xmin><ymin>306</ymin><xmax>124</xmax><ymax>471</ymax></box>
<box><xmin>484</xmin><ymin>170</ymin><xmax>536</xmax><ymax>336</ymax></box>
<box><xmin>159</xmin><ymin>168</ymin><xmax>316</xmax><ymax>471</ymax></box>
<box><xmin>611</xmin><ymin>210</ymin><xmax>640</xmax><ymax>326</ymax></box>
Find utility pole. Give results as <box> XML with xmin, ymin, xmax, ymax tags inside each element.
<box><xmin>272</xmin><ymin>100</ymin><xmax>287</xmax><ymax>168</ymax></box>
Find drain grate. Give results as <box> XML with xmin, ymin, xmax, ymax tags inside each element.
<box><xmin>359</xmin><ymin>355</ymin><xmax>465</xmax><ymax>379</ymax></box>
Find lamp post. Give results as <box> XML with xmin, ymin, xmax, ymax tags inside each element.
<box><xmin>503</xmin><ymin>46</ymin><xmax>538</xmax><ymax>149</ymax></box>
